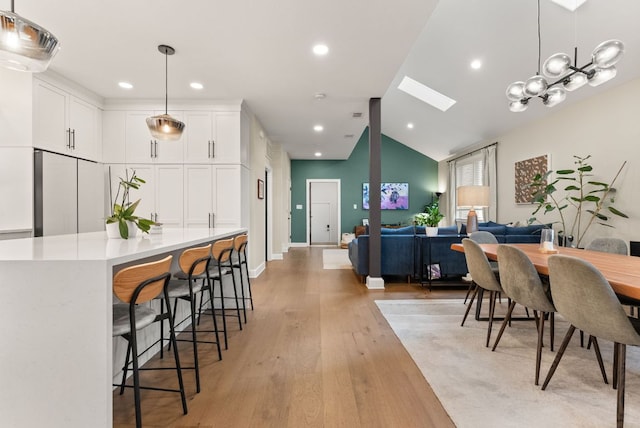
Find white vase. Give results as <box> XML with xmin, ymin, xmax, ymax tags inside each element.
<box><xmin>105</xmin><ymin>221</ymin><xmax>138</xmax><ymax>239</ymax></box>
<box><xmin>425</xmin><ymin>226</ymin><xmax>439</xmax><ymax>237</ymax></box>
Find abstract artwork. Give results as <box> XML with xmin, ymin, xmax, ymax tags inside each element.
<box><xmin>363</xmin><ymin>182</ymin><xmax>409</xmax><ymax>210</ymax></box>
<box><xmin>514</xmin><ymin>154</ymin><xmax>549</xmax><ymax>204</ymax></box>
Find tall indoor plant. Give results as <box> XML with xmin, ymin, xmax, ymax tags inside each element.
<box><xmin>106</xmin><ymin>170</ymin><xmax>155</xmax><ymax>239</ymax></box>
<box><xmin>528</xmin><ymin>155</ymin><xmax>628</xmax><ymax>247</ymax></box>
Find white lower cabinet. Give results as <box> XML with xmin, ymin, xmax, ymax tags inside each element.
<box><xmin>184</xmin><ymin>164</ymin><xmax>241</xmax><ymax>228</ymax></box>
<box><xmin>127</xmin><ymin>164</ymin><xmax>184</xmax><ymax>228</ymax></box>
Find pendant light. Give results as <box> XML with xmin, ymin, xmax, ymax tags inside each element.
<box><xmin>146</xmin><ymin>44</ymin><xmax>185</xmax><ymax>141</ymax></box>
<box><xmin>0</xmin><ymin>0</ymin><xmax>60</xmax><ymax>72</ymax></box>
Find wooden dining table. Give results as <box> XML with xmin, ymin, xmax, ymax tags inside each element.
<box><xmin>451</xmin><ymin>243</ymin><xmax>640</xmax><ymax>301</ymax></box>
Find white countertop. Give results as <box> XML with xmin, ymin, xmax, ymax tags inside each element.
<box><xmin>0</xmin><ymin>227</ymin><xmax>246</xmax><ymax>264</ymax></box>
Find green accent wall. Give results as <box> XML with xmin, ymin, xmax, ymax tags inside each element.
<box><xmin>290</xmin><ymin>128</ymin><xmax>439</xmax><ymax>243</ymax></box>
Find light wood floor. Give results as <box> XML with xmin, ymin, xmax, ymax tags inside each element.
<box><xmin>113</xmin><ymin>247</ymin><xmax>465</xmax><ymax>427</ymax></box>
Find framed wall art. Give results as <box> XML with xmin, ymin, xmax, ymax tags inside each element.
<box><xmin>514</xmin><ymin>154</ymin><xmax>549</xmax><ymax>204</ymax></box>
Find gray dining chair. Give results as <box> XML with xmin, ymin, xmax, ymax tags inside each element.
<box><xmin>543</xmin><ymin>255</ymin><xmax>640</xmax><ymax>428</ymax></box>
<box><xmin>492</xmin><ymin>245</ymin><xmax>555</xmax><ymax>384</ymax></box>
<box><xmin>464</xmin><ymin>231</ymin><xmax>499</xmax><ymax>304</ymax></box>
<box><xmin>586</xmin><ymin>238</ymin><xmax>628</xmax><ymax>255</ymax></box>
<box><xmin>461</xmin><ymin>238</ymin><xmax>504</xmax><ymax>347</ymax></box>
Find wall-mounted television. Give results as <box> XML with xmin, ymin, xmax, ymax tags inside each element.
<box><xmin>363</xmin><ymin>182</ymin><xmax>409</xmax><ymax>210</ymax></box>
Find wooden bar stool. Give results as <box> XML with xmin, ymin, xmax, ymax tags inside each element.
<box><xmin>200</xmin><ymin>237</ymin><xmax>242</xmax><ymax>349</ymax></box>
<box><xmin>158</xmin><ymin>243</ymin><xmax>222</xmax><ymax>394</ymax></box>
<box><xmin>232</xmin><ymin>234</ymin><xmax>253</xmax><ymax>323</ymax></box>
<box><xmin>112</xmin><ymin>255</ymin><xmax>187</xmax><ymax>428</ymax></box>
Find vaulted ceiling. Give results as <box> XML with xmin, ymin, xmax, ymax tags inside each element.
<box><xmin>12</xmin><ymin>0</ymin><xmax>640</xmax><ymax>161</ymax></box>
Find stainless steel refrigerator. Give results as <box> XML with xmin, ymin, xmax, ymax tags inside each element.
<box><xmin>34</xmin><ymin>150</ymin><xmax>104</xmax><ymax>236</ymax></box>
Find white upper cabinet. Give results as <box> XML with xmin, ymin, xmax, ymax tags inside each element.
<box><xmin>125</xmin><ymin>111</ymin><xmax>184</xmax><ymax>164</ymax></box>
<box><xmin>33</xmin><ymin>79</ymin><xmax>99</xmax><ymax>161</ymax></box>
<box><xmin>126</xmin><ymin>163</ymin><xmax>184</xmax><ymax>228</ymax></box>
<box><xmin>184</xmin><ymin>111</ymin><xmax>241</xmax><ymax>164</ymax></box>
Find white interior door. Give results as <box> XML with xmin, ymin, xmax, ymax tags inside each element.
<box><xmin>309</xmin><ymin>181</ymin><xmax>339</xmax><ymax>245</ymax></box>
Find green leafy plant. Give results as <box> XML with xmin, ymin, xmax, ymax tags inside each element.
<box><xmin>528</xmin><ymin>155</ymin><xmax>628</xmax><ymax>248</ymax></box>
<box><xmin>415</xmin><ymin>201</ymin><xmax>444</xmax><ymax>227</ymax></box>
<box><xmin>106</xmin><ymin>170</ymin><xmax>155</xmax><ymax>239</ymax></box>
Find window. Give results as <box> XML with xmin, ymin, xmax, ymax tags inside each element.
<box><xmin>455</xmin><ymin>154</ymin><xmax>486</xmax><ymax>222</ymax></box>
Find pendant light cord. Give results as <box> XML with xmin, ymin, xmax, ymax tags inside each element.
<box><xmin>536</xmin><ymin>0</ymin><xmax>541</xmax><ymax>75</ymax></box>
<box><xmin>164</xmin><ymin>50</ymin><xmax>168</xmax><ymax>115</ymax></box>
<box><xmin>11</xmin><ymin>0</ymin><xmax>14</xmax><ymax>12</ymax></box>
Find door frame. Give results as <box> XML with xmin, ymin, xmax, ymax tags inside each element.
<box><xmin>306</xmin><ymin>179</ymin><xmax>341</xmax><ymax>246</ymax></box>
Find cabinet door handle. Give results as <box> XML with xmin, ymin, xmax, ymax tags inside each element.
<box><xmin>150</xmin><ymin>140</ymin><xmax>154</xmax><ymax>158</ymax></box>
<box><xmin>66</xmin><ymin>129</ymin><xmax>71</xmax><ymax>148</ymax></box>
<box><xmin>212</xmin><ymin>140</ymin><xmax>215</xmax><ymax>158</ymax></box>
<box><xmin>71</xmin><ymin>129</ymin><xmax>76</xmax><ymax>149</ymax></box>
<box><xmin>155</xmin><ymin>141</ymin><xmax>158</xmax><ymax>158</ymax></box>
<box><xmin>208</xmin><ymin>140</ymin><xmax>211</xmax><ymax>158</ymax></box>
<box><xmin>208</xmin><ymin>213</ymin><xmax>212</xmax><ymax>228</ymax></box>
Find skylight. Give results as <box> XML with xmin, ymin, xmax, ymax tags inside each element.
<box><xmin>549</xmin><ymin>0</ymin><xmax>587</xmax><ymax>12</ymax></box>
<box><xmin>397</xmin><ymin>76</ymin><xmax>456</xmax><ymax>112</ymax></box>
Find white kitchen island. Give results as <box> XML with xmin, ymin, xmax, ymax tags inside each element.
<box><xmin>0</xmin><ymin>227</ymin><xmax>246</xmax><ymax>428</ymax></box>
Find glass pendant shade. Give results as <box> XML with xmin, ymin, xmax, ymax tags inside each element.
<box><xmin>588</xmin><ymin>66</ymin><xmax>617</xmax><ymax>87</ymax></box>
<box><xmin>543</xmin><ymin>87</ymin><xmax>566</xmax><ymax>108</ymax></box>
<box><xmin>509</xmin><ymin>100</ymin><xmax>528</xmax><ymax>113</ymax></box>
<box><xmin>146</xmin><ymin>114</ymin><xmax>185</xmax><ymax>141</ymax></box>
<box><xmin>0</xmin><ymin>9</ymin><xmax>60</xmax><ymax>72</ymax></box>
<box><xmin>563</xmin><ymin>72</ymin><xmax>588</xmax><ymax>91</ymax></box>
<box><xmin>523</xmin><ymin>75</ymin><xmax>548</xmax><ymax>97</ymax></box>
<box><xmin>543</xmin><ymin>53</ymin><xmax>571</xmax><ymax>78</ymax></box>
<box><xmin>147</xmin><ymin>44</ymin><xmax>184</xmax><ymax>141</ymax></box>
<box><xmin>592</xmin><ymin>39</ymin><xmax>624</xmax><ymax>68</ymax></box>
<box><xmin>505</xmin><ymin>81</ymin><xmax>525</xmax><ymax>101</ymax></box>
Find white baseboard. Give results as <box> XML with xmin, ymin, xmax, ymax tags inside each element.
<box><xmin>289</xmin><ymin>242</ymin><xmax>308</xmax><ymax>248</ymax></box>
<box><xmin>250</xmin><ymin>262</ymin><xmax>265</xmax><ymax>278</ymax></box>
<box><xmin>272</xmin><ymin>253</ymin><xmax>283</xmax><ymax>260</ymax></box>
<box><xmin>281</xmin><ymin>244</ymin><xmax>289</xmax><ymax>253</ymax></box>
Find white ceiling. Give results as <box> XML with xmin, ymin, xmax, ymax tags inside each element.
<box><xmin>9</xmin><ymin>0</ymin><xmax>640</xmax><ymax>161</ymax></box>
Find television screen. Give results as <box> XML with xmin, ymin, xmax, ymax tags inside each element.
<box><xmin>363</xmin><ymin>182</ymin><xmax>409</xmax><ymax>210</ymax></box>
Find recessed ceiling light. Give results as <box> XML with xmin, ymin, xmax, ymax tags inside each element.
<box><xmin>190</xmin><ymin>82</ymin><xmax>204</xmax><ymax>90</ymax></box>
<box><xmin>550</xmin><ymin>0</ymin><xmax>587</xmax><ymax>11</ymax></box>
<box><xmin>314</xmin><ymin>152</ymin><xmax>322</xmax><ymax>157</ymax></box>
<box><xmin>407</xmin><ymin>123</ymin><xmax>414</xmax><ymax>129</ymax></box>
<box><xmin>398</xmin><ymin>76</ymin><xmax>457</xmax><ymax>112</ymax></box>
<box><xmin>470</xmin><ymin>59</ymin><xmax>482</xmax><ymax>70</ymax></box>
<box><xmin>313</xmin><ymin>44</ymin><xmax>329</xmax><ymax>56</ymax></box>
<box><xmin>314</xmin><ymin>92</ymin><xmax>326</xmax><ymax>100</ymax></box>
<box><xmin>118</xmin><ymin>81</ymin><xmax>133</xmax><ymax>89</ymax></box>
<box><xmin>313</xmin><ymin>125</ymin><xmax>324</xmax><ymax>132</ymax></box>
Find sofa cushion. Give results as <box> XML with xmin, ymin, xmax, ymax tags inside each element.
<box><xmin>505</xmin><ymin>224</ymin><xmax>545</xmax><ymax>236</ymax></box>
<box><xmin>381</xmin><ymin>226</ymin><xmax>415</xmax><ymax>235</ymax></box>
<box><xmin>460</xmin><ymin>222</ymin><xmax>490</xmax><ymax>235</ymax></box>
<box><xmin>478</xmin><ymin>225</ymin><xmax>507</xmax><ymax>235</ymax></box>
<box><xmin>437</xmin><ymin>225</ymin><xmax>458</xmax><ymax>235</ymax></box>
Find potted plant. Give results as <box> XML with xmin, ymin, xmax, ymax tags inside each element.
<box><xmin>415</xmin><ymin>201</ymin><xmax>445</xmax><ymax>237</ymax></box>
<box><xmin>106</xmin><ymin>170</ymin><xmax>155</xmax><ymax>239</ymax></box>
<box><xmin>528</xmin><ymin>155</ymin><xmax>628</xmax><ymax>248</ymax></box>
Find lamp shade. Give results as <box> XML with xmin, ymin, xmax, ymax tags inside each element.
<box><xmin>0</xmin><ymin>9</ymin><xmax>60</xmax><ymax>72</ymax></box>
<box><xmin>457</xmin><ymin>185</ymin><xmax>490</xmax><ymax>208</ymax></box>
<box><xmin>146</xmin><ymin>114</ymin><xmax>185</xmax><ymax>141</ymax></box>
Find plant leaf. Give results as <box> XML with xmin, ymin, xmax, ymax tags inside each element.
<box><xmin>556</xmin><ymin>169</ymin><xmax>575</xmax><ymax>175</ymax></box>
<box><xmin>608</xmin><ymin>206</ymin><xmax>629</xmax><ymax>218</ymax></box>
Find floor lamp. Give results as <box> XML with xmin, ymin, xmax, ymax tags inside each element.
<box><xmin>457</xmin><ymin>185</ymin><xmax>490</xmax><ymax>234</ymax></box>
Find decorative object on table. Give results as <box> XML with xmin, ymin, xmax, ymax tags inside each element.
<box><xmin>257</xmin><ymin>178</ymin><xmax>264</xmax><ymax>199</ymax></box>
<box><xmin>106</xmin><ymin>169</ymin><xmax>156</xmax><ymax>239</ymax></box>
<box><xmin>426</xmin><ymin>263</ymin><xmax>441</xmax><ymax>280</ymax></box>
<box><xmin>538</xmin><ymin>228</ymin><xmax>558</xmax><ymax>254</ymax></box>
<box><xmin>362</xmin><ymin>218</ymin><xmax>369</xmax><ymax>226</ymax></box>
<box><xmin>146</xmin><ymin>44</ymin><xmax>185</xmax><ymax>141</ymax></box>
<box><xmin>528</xmin><ymin>155</ymin><xmax>628</xmax><ymax>248</ymax></box>
<box><xmin>457</xmin><ymin>185</ymin><xmax>490</xmax><ymax>234</ymax></box>
<box><xmin>362</xmin><ymin>182</ymin><xmax>409</xmax><ymax>210</ymax></box>
<box><xmin>515</xmin><ymin>154</ymin><xmax>549</xmax><ymax>204</ymax></box>
<box><xmin>506</xmin><ymin>0</ymin><xmax>624</xmax><ymax>112</ymax></box>
<box><xmin>0</xmin><ymin>0</ymin><xmax>60</xmax><ymax>72</ymax></box>
<box><xmin>415</xmin><ymin>201</ymin><xmax>444</xmax><ymax>237</ymax></box>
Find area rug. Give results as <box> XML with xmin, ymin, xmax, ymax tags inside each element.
<box><xmin>322</xmin><ymin>248</ymin><xmax>351</xmax><ymax>269</ymax></box>
<box><xmin>375</xmin><ymin>299</ymin><xmax>640</xmax><ymax>428</ymax></box>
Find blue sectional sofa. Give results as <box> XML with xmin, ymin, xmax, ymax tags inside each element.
<box><xmin>348</xmin><ymin>221</ymin><xmax>547</xmax><ymax>282</ymax></box>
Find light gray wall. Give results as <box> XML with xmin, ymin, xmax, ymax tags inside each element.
<box><xmin>440</xmin><ymin>77</ymin><xmax>640</xmax><ymax>246</ymax></box>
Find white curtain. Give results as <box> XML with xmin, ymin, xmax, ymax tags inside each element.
<box><xmin>482</xmin><ymin>144</ymin><xmax>498</xmax><ymax>221</ymax></box>
<box><xmin>447</xmin><ymin>158</ymin><xmax>458</xmax><ymax>228</ymax></box>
